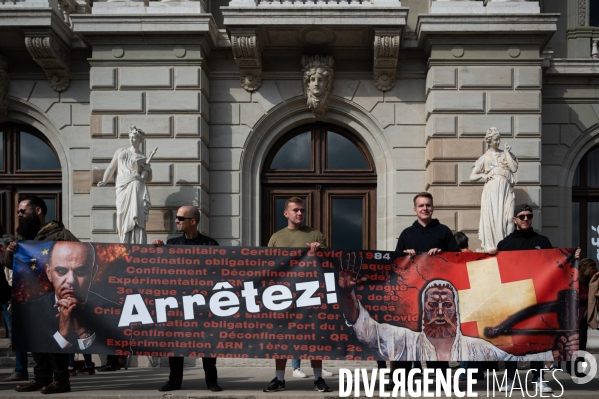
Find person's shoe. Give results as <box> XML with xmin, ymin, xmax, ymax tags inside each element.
<box><xmin>1</xmin><ymin>372</ymin><xmax>28</xmax><ymax>382</ymax></box>
<box><xmin>535</xmin><ymin>379</ymin><xmax>553</xmax><ymax>393</ymax></box>
<box><xmin>158</xmin><ymin>380</ymin><xmax>181</xmax><ymax>392</ymax></box>
<box><xmin>98</xmin><ymin>365</ymin><xmax>119</xmax><ymax>372</ymax></box>
<box><xmin>263</xmin><ymin>377</ymin><xmax>286</xmax><ymax>392</ymax></box>
<box><xmin>207</xmin><ymin>382</ymin><xmax>223</xmax><ymax>392</ymax></box>
<box><xmin>68</xmin><ymin>367</ymin><xmax>77</xmax><ymax>377</ymax></box>
<box><xmin>322</xmin><ymin>368</ymin><xmax>333</xmax><ymax>377</ymax></box>
<box><xmin>15</xmin><ymin>380</ymin><xmax>46</xmax><ymax>392</ymax></box>
<box><xmin>458</xmin><ymin>372</ymin><xmax>467</xmax><ymax>382</ymax></box>
<box><xmin>314</xmin><ymin>377</ymin><xmax>331</xmax><ymax>392</ymax></box>
<box><xmin>40</xmin><ymin>381</ymin><xmax>71</xmax><ymax>394</ymax></box>
<box><xmin>499</xmin><ymin>378</ymin><xmax>514</xmax><ymax>392</ymax></box>
<box><xmin>293</xmin><ymin>368</ymin><xmax>308</xmax><ymax>378</ymax></box>
<box><xmin>77</xmin><ymin>365</ymin><xmax>95</xmax><ymax>375</ymax></box>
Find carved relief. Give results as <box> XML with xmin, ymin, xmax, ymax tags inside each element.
<box><xmin>373</xmin><ymin>30</ymin><xmax>400</xmax><ymax>92</ymax></box>
<box><xmin>231</xmin><ymin>32</ymin><xmax>262</xmax><ymax>92</ymax></box>
<box><xmin>579</xmin><ymin>0</ymin><xmax>587</xmax><ymax>27</ymax></box>
<box><xmin>0</xmin><ymin>56</ymin><xmax>9</xmax><ymax>120</ymax></box>
<box><xmin>25</xmin><ymin>35</ymin><xmax>71</xmax><ymax>92</ymax></box>
<box><xmin>302</xmin><ymin>55</ymin><xmax>334</xmax><ymax>117</ymax></box>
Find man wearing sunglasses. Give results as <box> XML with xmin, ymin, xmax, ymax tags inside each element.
<box><xmin>490</xmin><ymin>204</ymin><xmax>580</xmax><ymax>393</ymax></box>
<box><xmin>151</xmin><ymin>206</ymin><xmax>222</xmax><ymax>392</ymax></box>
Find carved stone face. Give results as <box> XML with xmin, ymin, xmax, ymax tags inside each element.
<box><xmin>489</xmin><ymin>133</ymin><xmax>501</xmax><ymax>150</ymax></box>
<box><xmin>308</xmin><ymin>70</ymin><xmax>327</xmax><ymax>97</ymax></box>
<box><xmin>129</xmin><ymin>131</ymin><xmax>143</xmax><ymax>147</ymax></box>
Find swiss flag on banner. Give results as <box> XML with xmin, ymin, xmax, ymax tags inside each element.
<box><xmin>379</xmin><ymin>248</ymin><xmax>577</xmax><ymax>356</ymax></box>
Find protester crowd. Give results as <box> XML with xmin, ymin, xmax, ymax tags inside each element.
<box><xmin>0</xmin><ymin>194</ymin><xmax>596</xmax><ymax>394</ymax></box>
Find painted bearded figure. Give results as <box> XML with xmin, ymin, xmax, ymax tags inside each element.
<box><xmin>338</xmin><ymin>274</ymin><xmax>578</xmax><ymax>362</ymax></box>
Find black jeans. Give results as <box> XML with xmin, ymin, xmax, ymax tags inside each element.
<box><xmin>169</xmin><ymin>357</ymin><xmax>217</xmax><ymax>387</ymax></box>
<box><xmin>32</xmin><ymin>352</ymin><xmax>70</xmax><ymax>384</ymax></box>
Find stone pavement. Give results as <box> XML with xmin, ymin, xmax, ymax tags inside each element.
<box><xmin>0</xmin><ymin>364</ymin><xmax>597</xmax><ymax>399</ymax></box>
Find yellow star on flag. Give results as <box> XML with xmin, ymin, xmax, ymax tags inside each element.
<box><xmin>30</xmin><ymin>264</ymin><xmax>36</xmax><ymax>270</ymax></box>
<box><xmin>41</xmin><ymin>249</ymin><xmax>49</xmax><ymax>255</ymax></box>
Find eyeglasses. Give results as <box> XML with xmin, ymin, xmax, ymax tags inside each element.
<box><xmin>175</xmin><ymin>216</ymin><xmax>193</xmax><ymax>222</ymax></box>
<box><xmin>516</xmin><ymin>214</ymin><xmax>533</xmax><ymax>221</ymax></box>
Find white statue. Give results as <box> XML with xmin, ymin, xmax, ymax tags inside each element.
<box><xmin>97</xmin><ymin>126</ymin><xmax>158</xmax><ymax>244</ymax></box>
<box><xmin>469</xmin><ymin>127</ymin><xmax>519</xmax><ymax>252</ymax></box>
<box><xmin>302</xmin><ymin>55</ymin><xmax>334</xmax><ymax>117</ymax></box>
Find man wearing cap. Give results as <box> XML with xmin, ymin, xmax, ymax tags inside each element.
<box><xmin>490</xmin><ymin>204</ymin><xmax>580</xmax><ymax>393</ymax></box>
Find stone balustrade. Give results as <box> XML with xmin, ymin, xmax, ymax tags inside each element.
<box><xmin>430</xmin><ymin>0</ymin><xmax>539</xmax><ymax>14</ymax></box>
<box><xmin>593</xmin><ymin>39</ymin><xmax>599</xmax><ymax>60</ymax></box>
<box><xmin>91</xmin><ymin>0</ymin><xmax>207</xmax><ymax>14</ymax></box>
<box><xmin>228</xmin><ymin>0</ymin><xmax>401</xmax><ymax>5</ymax></box>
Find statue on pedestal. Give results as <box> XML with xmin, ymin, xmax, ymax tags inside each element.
<box><xmin>470</xmin><ymin>127</ymin><xmax>519</xmax><ymax>252</ymax></box>
<box><xmin>97</xmin><ymin>126</ymin><xmax>158</xmax><ymax>244</ymax></box>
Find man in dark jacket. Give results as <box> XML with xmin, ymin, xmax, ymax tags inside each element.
<box><xmin>4</xmin><ymin>196</ymin><xmax>78</xmax><ymax>394</ymax></box>
<box><xmin>151</xmin><ymin>205</ymin><xmax>221</xmax><ymax>392</ymax></box>
<box><xmin>491</xmin><ymin>203</ymin><xmax>580</xmax><ymax>393</ymax></box>
<box><xmin>393</xmin><ymin>192</ymin><xmax>460</xmax><ymax>381</ymax></box>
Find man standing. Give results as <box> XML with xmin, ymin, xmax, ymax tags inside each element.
<box><xmin>4</xmin><ymin>196</ymin><xmax>78</xmax><ymax>394</ymax></box>
<box><xmin>393</xmin><ymin>193</ymin><xmax>460</xmax><ymax>377</ymax></box>
<box><xmin>151</xmin><ymin>206</ymin><xmax>222</xmax><ymax>392</ymax></box>
<box><xmin>491</xmin><ymin>204</ymin><xmax>581</xmax><ymax>393</ymax></box>
<box><xmin>263</xmin><ymin>197</ymin><xmax>331</xmax><ymax>393</ymax></box>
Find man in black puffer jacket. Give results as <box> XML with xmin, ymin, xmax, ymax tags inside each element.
<box><xmin>393</xmin><ymin>192</ymin><xmax>460</xmax><ymax>383</ymax></box>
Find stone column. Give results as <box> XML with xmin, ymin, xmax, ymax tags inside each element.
<box><xmin>419</xmin><ymin>12</ymin><xmax>556</xmax><ymax>249</ymax></box>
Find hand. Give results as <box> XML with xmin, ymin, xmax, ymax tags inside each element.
<box><xmin>141</xmin><ymin>163</ymin><xmax>151</xmax><ymax>172</ymax></box>
<box><xmin>487</xmin><ymin>248</ymin><xmax>498</xmax><ymax>255</ymax></box>
<box><xmin>338</xmin><ymin>269</ymin><xmax>367</xmax><ymax>290</ymax></box>
<box><xmin>307</xmin><ymin>242</ymin><xmax>321</xmax><ymax>252</ymax></box>
<box><xmin>575</xmin><ymin>248</ymin><xmax>581</xmax><ymax>259</ymax></box>
<box><xmin>152</xmin><ymin>239</ymin><xmax>165</xmax><ymax>247</ymax></box>
<box><xmin>55</xmin><ymin>296</ymin><xmax>82</xmax><ymax>339</ymax></box>
<box><xmin>553</xmin><ymin>333</ymin><xmax>579</xmax><ymax>361</ymax></box>
<box><xmin>505</xmin><ymin>143</ymin><xmax>511</xmax><ymax>153</ymax></box>
<box><xmin>97</xmin><ymin>181</ymin><xmax>107</xmax><ymax>187</ymax></box>
<box><xmin>403</xmin><ymin>249</ymin><xmax>416</xmax><ymax>256</ymax></box>
<box><xmin>428</xmin><ymin>248</ymin><xmax>441</xmax><ymax>256</ymax></box>
<box><xmin>6</xmin><ymin>241</ymin><xmax>17</xmax><ymax>254</ymax></box>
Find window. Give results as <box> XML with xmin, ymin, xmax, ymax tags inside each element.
<box><xmin>591</xmin><ymin>2</ymin><xmax>599</xmax><ymax>27</ymax></box>
<box><xmin>261</xmin><ymin>123</ymin><xmax>376</xmax><ymax>249</ymax></box>
<box><xmin>0</xmin><ymin>123</ymin><xmax>62</xmax><ymax>235</ymax></box>
<box><xmin>572</xmin><ymin>146</ymin><xmax>599</xmax><ymax>264</ymax></box>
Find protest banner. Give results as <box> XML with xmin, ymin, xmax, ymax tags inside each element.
<box><xmin>12</xmin><ymin>242</ymin><xmax>578</xmax><ymax>361</ymax></box>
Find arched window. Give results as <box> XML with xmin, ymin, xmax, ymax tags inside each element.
<box><xmin>261</xmin><ymin>123</ymin><xmax>376</xmax><ymax>249</ymax></box>
<box><xmin>572</xmin><ymin>145</ymin><xmax>599</xmax><ymax>264</ymax></box>
<box><xmin>0</xmin><ymin>123</ymin><xmax>62</xmax><ymax>235</ymax></box>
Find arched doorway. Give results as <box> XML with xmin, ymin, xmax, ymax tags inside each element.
<box><xmin>0</xmin><ymin>123</ymin><xmax>62</xmax><ymax>235</ymax></box>
<box><xmin>572</xmin><ymin>145</ymin><xmax>599</xmax><ymax>264</ymax></box>
<box><xmin>261</xmin><ymin>123</ymin><xmax>377</xmax><ymax>249</ymax></box>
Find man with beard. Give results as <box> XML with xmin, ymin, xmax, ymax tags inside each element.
<box><xmin>338</xmin><ymin>275</ymin><xmax>578</xmax><ymax>363</ymax></box>
<box><xmin>4</xmin><ymin>196</ymin><xmax>78</xmax><ymax>394</ymax></box>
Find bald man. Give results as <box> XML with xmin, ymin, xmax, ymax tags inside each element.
<box><xmin>151</xmin><ymin>206</ymin><xmax>222</xmax><ymax>392</ymax></box>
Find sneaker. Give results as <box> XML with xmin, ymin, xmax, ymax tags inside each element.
<box><xmin>322</xmin><ymin>368</ymin><xmax>333</xmax><ymax>377</ymax></box>
<box><xmin>535</xmin><ymin>379</ymin><xmax>553</xmax><ymax>393</ymax></box>
<box><xmin>68</xmin><ymin>367</ymin><xmax>77</xmax><ymax>377</ymax></box>
<box><xmin>314</xmin><ymin>377</ymin><xmax>331</xmax><ymax>392</ymax></box>
<box><xmin>1</xmin><ymin>372</ymin><xmax>28</xmax><ymax>382</ymax></box>
<box><xmin>293</xmin><ymin>368</ymin><xmax>308</xmax><ymax>378</ymax></box>
<box><xmin>499</xmin><ymin>378</ymin><xmax>513</xmax><ymax>392</ymax></box>
<box><xmin>263</xmin><ymin>377</ymin><xmax>285</xmax><ymax>392</ymax></box>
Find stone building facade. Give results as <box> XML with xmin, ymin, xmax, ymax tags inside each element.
<box><xmin>0</xmin><ymin>0</ymin><xmax>598</xmax><ymax>265</ymax></box>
